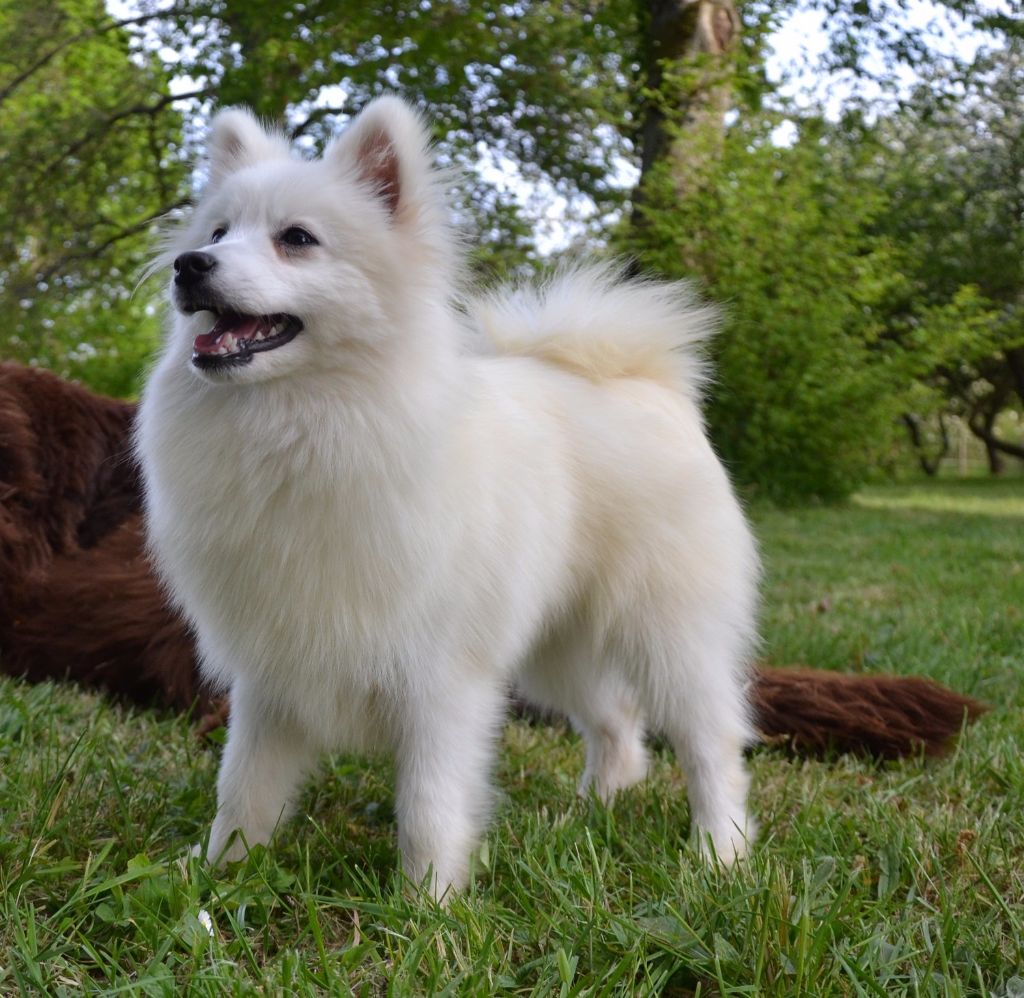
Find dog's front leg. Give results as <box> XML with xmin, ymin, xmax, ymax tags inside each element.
<box><xmin>204</xmin><ymin>679</ymin><xmax>318</xmax><ymax>864</ymax></box>
<box><xmin>394</xmin><ymin>674</ymin><xmax>506</xmax><ymax>901</ymax></box>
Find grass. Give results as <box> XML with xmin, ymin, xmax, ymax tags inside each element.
<box><xmin>1</xmin><ymin>479</ymin><xmax>1022</xmax><ymax>995</ymax></box>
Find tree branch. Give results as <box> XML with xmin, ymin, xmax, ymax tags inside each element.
<box><xmin>968</xmin><ymin>420</ymin><xmax>1024</xmax><ymax>461</ymax></box>
<box><xmin>42</xmin><ymin>87</ymin><xmax>214</xmax><ymax>181</ymax></box>
<box><xmin>0</xmin><ymin>9</ymin><xmax>190</xmax><ymax>107</ymax></box>
<box><xmin>289</xmin><ymin>105</ymin><xmax>349</xmax><ymax>141</ymax></box>
<box><xmin>28</xmin><ymin>200</ymin><xmax>189</xmax><ymax>287</ymax></box>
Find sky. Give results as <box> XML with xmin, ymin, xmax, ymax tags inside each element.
<box><xmin>766</xmin><ymin>0</ymin><xmax>1010</xmax><ymax>114</ymax></box>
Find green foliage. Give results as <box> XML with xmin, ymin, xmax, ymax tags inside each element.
<box><xmin>152</xmin><ymin>0</ymin><xmax>641</xmax><ymax>257</ymax></box>
<box><xmin>1</xmin><ymin>0</ymin><xmax>1021</xmax><ymax>492</ymax></box>
<box><xmin>878</xmin><ymin>56</ymin><xmax>1022</xmax><ymax>311</ymax></box>
<box><xmin>841</xmin><ymin>45</ymin><xmax>1024</xmax><ymax>474</ymax></box>
<box><xmin>0</xmin><ymin>0</ymin><xmax>185</xmax><ymax>397</ymax></box>
<box><xmin>1</xmin><ymin>480</ymin><xmax>1021</xmax><ymax>992</ymax></box>
<box><xmin>622</xmin><ymin>27</ymin><xmax>1024</xmax><ymax>499</ymax></box>
<box><xmin>622</xmin><ymin>114</ymin><xmax>906</xmax><ymax>502</ymax></box>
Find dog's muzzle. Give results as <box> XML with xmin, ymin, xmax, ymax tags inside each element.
<box><xmin>170</xmin><ymin>251</ymin><xmax>304</xmax><ymax>372</ymax></box>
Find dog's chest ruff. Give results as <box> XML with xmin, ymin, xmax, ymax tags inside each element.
<box><xmin>141</xmin><ymin>381</ymin><xmax>446</xmax><ymax>699</ymax></box>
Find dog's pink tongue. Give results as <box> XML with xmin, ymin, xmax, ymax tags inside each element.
<box><xmin>193</xmin><ymin>314</ymin><xmax>261</xmax><ymax>355</ymax></box>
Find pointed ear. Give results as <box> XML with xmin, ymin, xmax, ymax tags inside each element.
<box><xmin>326</xmin><ymin>96</ymin><xmax>433</xmax><ymax>219</ymax></box>
<box><xmin>206</xmin><ymin>108</ymin><xmax>291</xmax><ymax>187</ymax></box>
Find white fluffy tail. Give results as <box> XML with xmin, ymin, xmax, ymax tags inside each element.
<box><xmin>468</xmin><ymin>264</ymin><xmax>717</xmax><ymax>402</ymax></box>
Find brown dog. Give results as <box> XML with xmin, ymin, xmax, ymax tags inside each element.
<box><xmin>0</xmin><ymin>361</ymin><xmax>983</xmax><ymax>755</ymax></box>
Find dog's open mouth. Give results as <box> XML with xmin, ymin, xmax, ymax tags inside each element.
<box><xmin>191</xmin><ymin>313</ymin><xmax>303</xmax><ymax>370</ymax></box>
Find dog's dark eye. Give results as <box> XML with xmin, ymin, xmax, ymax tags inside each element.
<box><xmin>210</xmin><ymin>227</ymin><xmax>227</xmax><ymax>244</ymax></box>
<box><xmin>278</xmin><ymin>226</ymin><xmax>319</xmax><ymax>249</ymax></box>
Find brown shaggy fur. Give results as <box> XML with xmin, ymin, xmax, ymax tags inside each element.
<box><xmin>0</xmin><ymin>362</ymin><xmax>987</xmax><ymax>756</ymax></box>
<box><xmin>752</xmin><ymin>667</ymin><xmax>986</xmax><ymax>758</ymax></box>
<box><xmin>0</xmin><ymin>363</ymin><xmax>207</xmax><ymax>716</ymax></box>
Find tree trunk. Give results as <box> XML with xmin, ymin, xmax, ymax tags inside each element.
<box><xmin>1005</xmin><ymin>345</ymin><xmax>1024</xmax><ymax>402</ymax></box>
<box><xmin>901</xmin><ymin>412</ymin><xmax>949</xmax><ymax>477</ymax></box>
<box><xmin>632</xmin><ymin>0</ymin><xmax>740</xmax><ymax>223</ymax></box>
<box><xmin>970</xmin><ymin>412</ymin><xmax>1015</xmax><ymax>473</ymax></box>
<box><xmin>968</xmin><ymin>381</ymin><xmax>1024</xmax><ymax>473</ymax></box>
<box><xmin>984</xmin><ymin>435</ymin><xmax>1005</xmax><ymax>475</ymax></box>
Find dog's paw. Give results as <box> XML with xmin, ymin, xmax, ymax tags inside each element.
<box><xmin>694</xmin><ymin>816</ymin><xmax>756</xmax><ymax>867</ymax></box>
<box><xmin>205</xmin><ymin>824</ymin><xmax>255</xmax><ymax>867</ymax></box>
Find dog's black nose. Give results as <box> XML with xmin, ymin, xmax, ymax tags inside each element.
<box><xmin>173</xmin><ymin>251</ymin><xmax>217</xmax><ymax>285</ymax></box>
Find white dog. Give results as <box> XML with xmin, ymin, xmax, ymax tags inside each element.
<box><xmin>137</xmin><ymin>97</ymin><xmax>759</xmax><ymax>898</ymax></box>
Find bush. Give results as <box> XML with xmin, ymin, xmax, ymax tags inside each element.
<box><xmin>623</xmin><ymin>116</ymin><xmax>906</xmax><ymax>503</ymax></box>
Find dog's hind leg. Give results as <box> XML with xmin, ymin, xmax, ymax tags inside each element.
<box><xmin>570</xmin><ymin>679</ymin><xmax>648</xmax><ymax>802</ymax></box>
<box><xmin>519</xmin><ymin>637</ymin><xmax>648</xmax><ymax>803</ymax></box>
<box><xmin>639</xmin><ymin>621</ymin><xmax>755</xmax><ymax>865</ymax></box>
<box><xmin>573</xmin><ymin>696</ymin><xmax>643</xmax><ymax>802</ymax></box>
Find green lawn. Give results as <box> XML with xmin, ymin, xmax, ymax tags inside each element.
<box><xmin>1</xmin><ymin>480</ymin><xmax>1021</xmax><ymax>995</ymax></box>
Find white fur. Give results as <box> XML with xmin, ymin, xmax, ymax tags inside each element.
<box><xmin>137</xmin><ymin>97</ymin><xmax>760</xmax><ymax>899</ymax></box>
